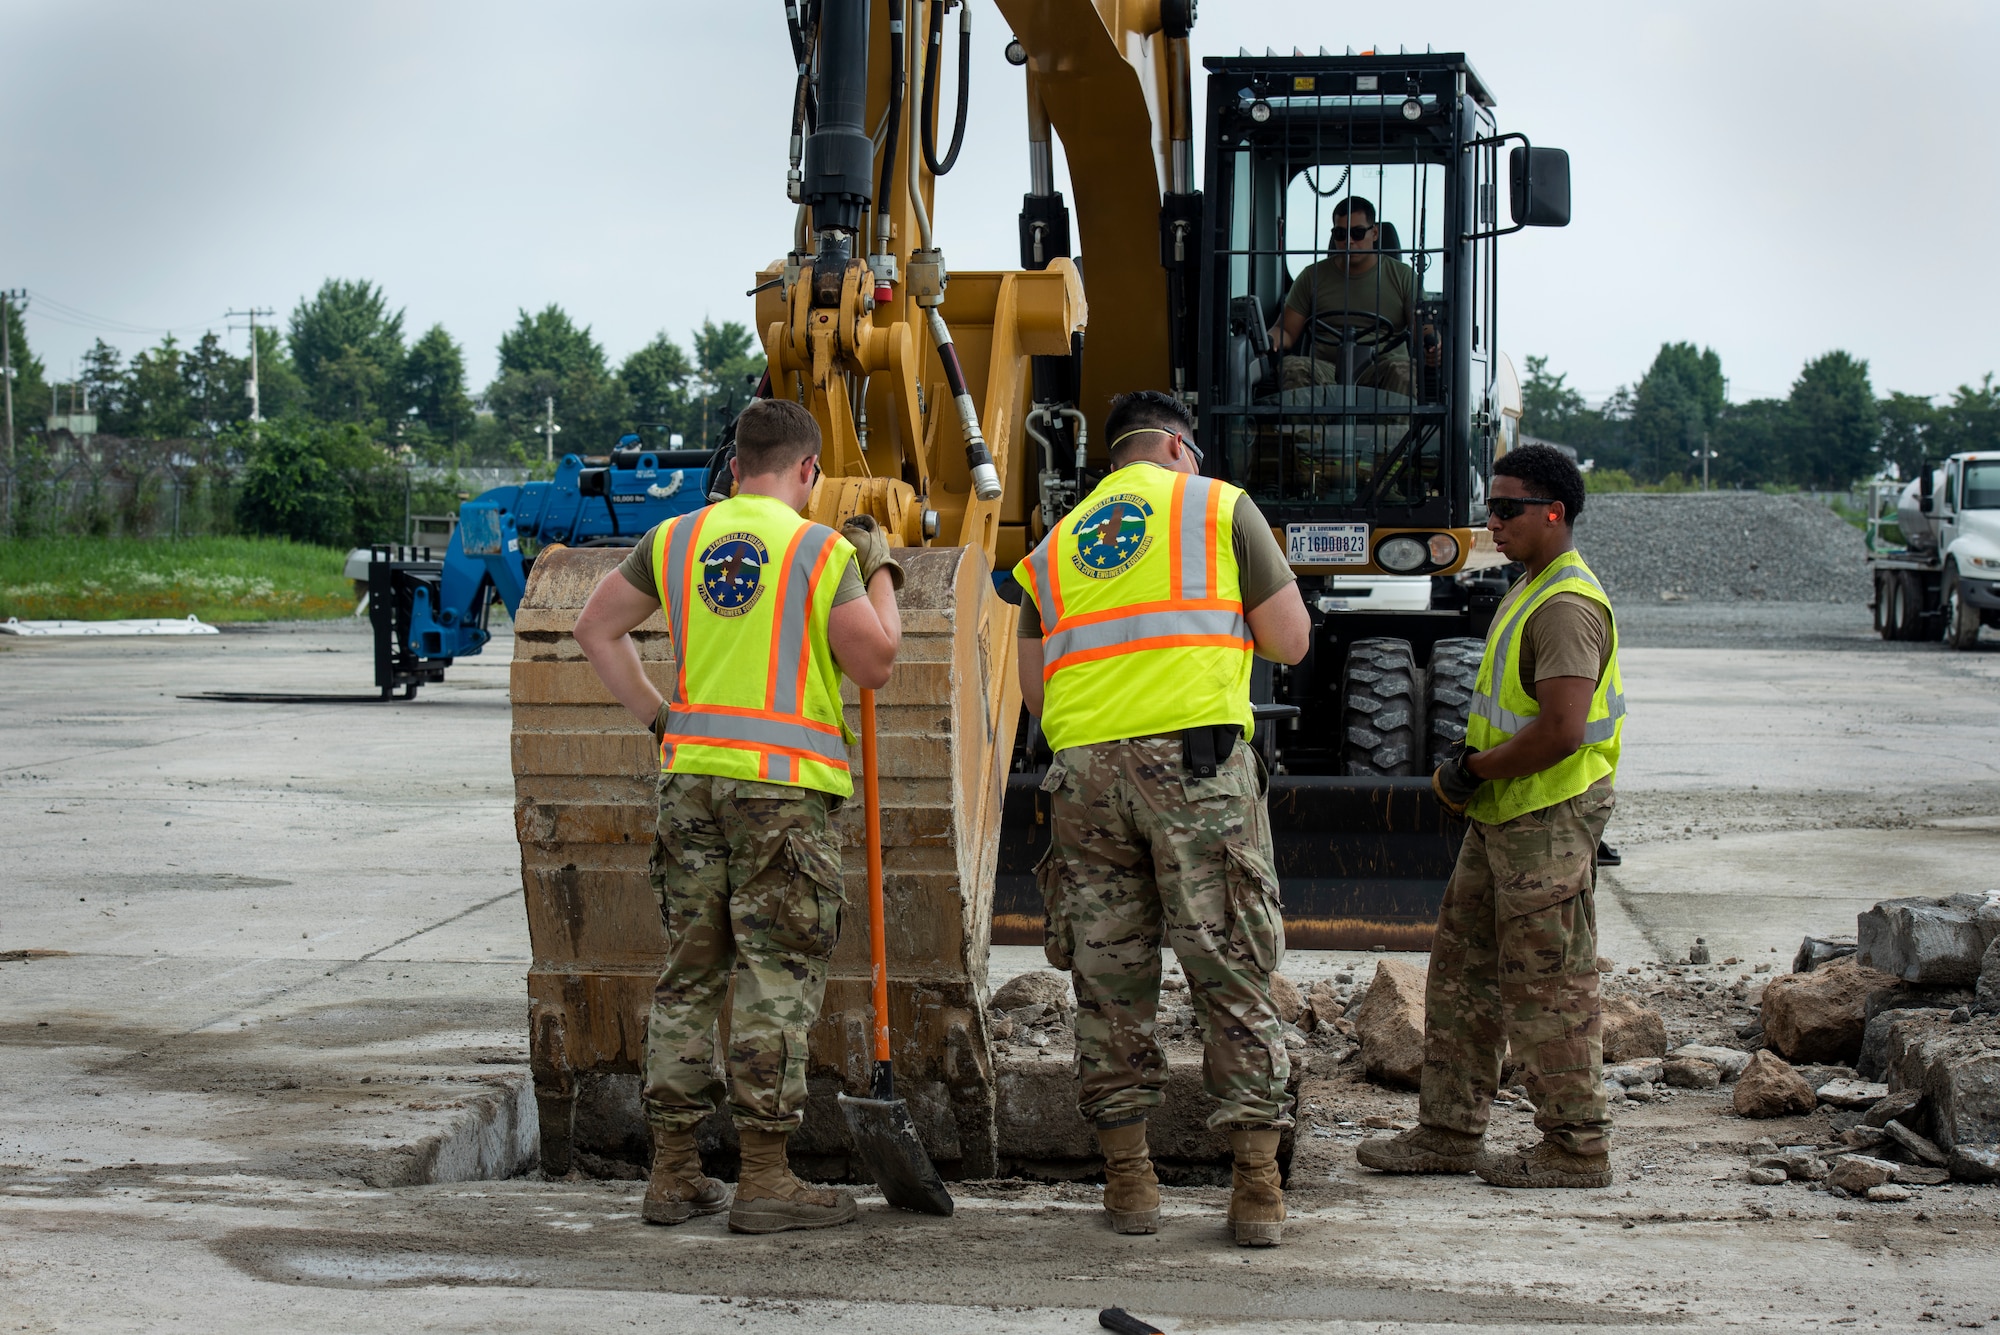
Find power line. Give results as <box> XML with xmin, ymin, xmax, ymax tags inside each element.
<box><xmin>20</xmin><ymin>289</ymin><xmax>234</xmax><ymax>339</ymax></box>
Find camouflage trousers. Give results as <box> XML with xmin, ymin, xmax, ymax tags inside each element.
<box><xmin>1038</xmin><ymin>737</ymin><xmax>1292</xmax><ymax>1130</ymax></box>
<box><xmin>1419</xmin><ymin>777</ymin><xmax>1616</xmax><ymax>1157</ymax></box>
<box><xmin>642</xmin><ymin>772</ymin><xmax>846</xmax><ymax>1135</ymax></box>
<box><xmin>1280</xmin><ymin>352</ymin><xmax>1415</xmax><ymax>395</ymax></box>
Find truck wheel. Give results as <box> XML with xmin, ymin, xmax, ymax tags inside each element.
<box><xmin>1341</xmin><ymin>638</ymin><xmax>1418</xmax><ymax>776</ymax></box>
<box><xmin>1873</xmin><ymin>570</ymin><xmax>1896</xmax><ymax>639</ymax></box>
<box><xmin>1885</xmin><ymin>570</ymin><xmax>1923</xmax><ymax>641</ymax></box>
<box><xmin>1944</xmin><ymin>566</ymin><xmax>1982</xmax><ymax>650</ymax></box>
<box><xmin>1424</xmin><ymin>637</ymin><xmax>1484</xmax><ymax>771</ymax></box>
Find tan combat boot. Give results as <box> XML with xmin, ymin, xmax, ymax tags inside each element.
<box><xmin>1226</xmin><ymin>1128</ymin><xmax>1285</xmax><ymax>1247</ymax></box>
<box><xmin>1095</xmin><ymin>1120</ymin><xmax>1161</xmax><ymax>1235</ymax></box>
<box><xmin>1475</xmin><ymin>1139</ymin><xmax>1612</xmax><ymax>1189</ymax></box>
<box><xmin>727</xmin><ymin>1127</ymin><xmax>859</xmax><ymax>1234</ymax></box>
<box><xmin>642</xmin><ymin>1124</ymin><xmax>731</xmax><ymax>1225</ymax></box>
<box><xmin>1354</xmin><ymin>1124</ymin><xmax>1483</xmax><ymax>1175</ymax></box>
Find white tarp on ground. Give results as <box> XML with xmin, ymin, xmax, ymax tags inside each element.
<box><xmin>1</xmin><ymin>615</ymin><xmax>219</xmax><ymax>637</ymax></box>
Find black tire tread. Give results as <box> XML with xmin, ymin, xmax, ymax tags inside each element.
<box><xmin>1424</xmin><ymin>637</ymin><xmax>1485</xmax><ymax>771</ymax></box>
<box><xmin>1341</xmin><ymin>637</ymin><xmax>1418</xmax><ymax>776</ymax></box>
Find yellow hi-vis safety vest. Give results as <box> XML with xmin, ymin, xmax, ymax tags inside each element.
<box><xmin>652</xmin><ymin>493</ymin><xmax>858</xmax><ymax>798</ymax></box>
<box><xmin>1463</xmin><ymin>550</ymin><xmax>1625</xmax><ymax>825</ymax></box>
<box><xmin>1014</xmin><ymin>462</ymin><xmax>1256</xmax><ymax>752</ymax></box>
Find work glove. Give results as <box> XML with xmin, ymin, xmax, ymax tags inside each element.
<box><xmin>841</xmin><ymin>514</ymin><xmax>905</xmax><ymax>591</ymax></box>
<box><xmin>650</xmin><ymin>700</ymin><xmax>672</xmax><ymax>743</ymax></box>
<box><xmin>1431</xmin><ymin>741</ymin><xmax>1483</xmax><ymax>817</ymax></box>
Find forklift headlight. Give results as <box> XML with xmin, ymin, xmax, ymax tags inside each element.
<box><xmin>1400</xmin><ymin>97</ymin><xmax>1423</xmax><ymax>121</ymax></box>
<box><xmin>1249</xmin><ymin>100</ymin><xmax>1272</xmax><ymax>124</ymax></box>
<box><xmin>1427</xmin><ymin>533</ymin><xmax>1460</xmax><ymax>567</ymax></box>
<box><xmin>1377</xmin><ymin>536</ymin><xmax>1428</xmax><ymax>572</ymax></box>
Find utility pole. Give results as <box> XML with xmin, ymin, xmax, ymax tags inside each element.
<box><xmin>539</xmin><ymin>395</ymin><xmax>561</xmax><ymax>462</ymax></box>
<box><xmin>1</xmin><ymin>289</ymin><xmax>26</xmax><ymax>470</ymax></box>
<box><xmin>226</xmin><ymin>307</ymin><xmax>274</xmax><ymax>426</ymax></box>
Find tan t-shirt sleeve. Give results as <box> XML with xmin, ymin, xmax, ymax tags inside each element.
<box><xmin>618</xmin><ymin>523</ymin><xmax>867</xmax><ymax>605</ymax></box>
<box><xmin>616</xmin><ymin>525</ymin><xmax>661</xmax><ymax>599</ymax></box>
<box><xmin>1518</xmin><ymin>592</ymin><xmax>1612</xmax><ymax>702</ymax></box>
<box><xmin>1232</xmin><ymin>494</ymin><xmax>1296</xmax><ymax>611</ymax></box>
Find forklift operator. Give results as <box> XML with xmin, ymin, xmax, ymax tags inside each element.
<box><xmin>1265</xmin><ymin>196</ymin><xmax>1431</xmax><ymax>396</ymax></box>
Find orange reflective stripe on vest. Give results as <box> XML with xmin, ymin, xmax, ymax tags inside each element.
<box><xmin>1017</xmin><ymin>465</ymin><xmax>1256</xmax><ymax>752</ymax></box>
<box><xmin>650</xmin><ymin>498</ymin><xmax>854</xmax><ymax>794</ymax></box>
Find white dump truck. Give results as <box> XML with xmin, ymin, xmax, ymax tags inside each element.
<box><xmin>1868</xmin><ymin>452</ymin><xmax>2000</xmax><ymax>647</ymax></box>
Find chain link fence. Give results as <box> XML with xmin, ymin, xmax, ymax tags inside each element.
<box><xmin>1</xmin><ymin>434</ymin><xmax>529</xmax><ymax>543</ymax></box>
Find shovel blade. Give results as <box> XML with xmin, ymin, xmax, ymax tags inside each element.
<box><xmin>837</xmin><ymin>1091</ymin><xmax>954</xmax><ymax>1216</ymax></box>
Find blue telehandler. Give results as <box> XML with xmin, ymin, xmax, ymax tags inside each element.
<box><xmin>361</xmin><ymin>439</ymin><xmax>711</xmax><ymax>697</ymax></box>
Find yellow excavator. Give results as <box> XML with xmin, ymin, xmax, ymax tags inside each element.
<box><xmin>511</xmin><ymin>0</ymin><xmax>1571</xmax><ymax>1178</ymax></box>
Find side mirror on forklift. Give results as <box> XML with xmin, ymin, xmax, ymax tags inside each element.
<box><xmin>1510</xmin><ymin>146</ymin><xmax>1572</xmax><ymax>227</ymax></box>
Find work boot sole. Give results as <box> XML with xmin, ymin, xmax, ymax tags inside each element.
<box><xmin>1475</xmin><ymin>1151</ymin><xmax>1612</xmax><ymax>1189</ymax></box>
<box><xmin>1232</xmin><ymin>1220</ymin><xmax>1282</xmax><ymax>1247</ymax></box>
<box><xmin>642</xmin><ymin>1188</ymin><xmax>732</xmax><ymax>1226</ymax></box>
<box><xmin>1354</xmin><ymin>1141</ymin><xmax>1481</xmax><ymax>1175</ymax></box>
<box><xmin>727</xmin><ymin>1195</ymin><xmax>860</xmax><ymax>1234</ymax></box>
<box><xmin>1106</xmin><ymin>1207</ymin><xmax>1160</xmax><ymax>1235</ymax></box>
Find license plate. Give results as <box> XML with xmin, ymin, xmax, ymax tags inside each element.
<box><xmin>1285</xmin><ymin>522</ymin><xmax>1369</xmax><ymax>566</ymax></box>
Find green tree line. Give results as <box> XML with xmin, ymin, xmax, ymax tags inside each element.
<box><xmin>4</xmin><ymin>280</ymin><xmax>766</xmax><ymax>545</ymax></box>
<box><xmin>1522</xmin><ymin>345</ymin><xmax>2000</xmax><ymax>490</ymax></box>
<box><xmin>36</xmin><ymin>279</ymin><xmax>764</xmax><ymax>466</ymax></box>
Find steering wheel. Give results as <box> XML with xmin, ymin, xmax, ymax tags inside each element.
<box><xmin>1304</xmin><ymin>308</ymin><xmax>1399</xmax><ymax>350</ymax></box>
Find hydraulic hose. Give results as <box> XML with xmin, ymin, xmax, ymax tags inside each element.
<box><xmin>919</xmin><ymin>0</ymin><xmax>970</xmax><ymax>176</ymax></box>
<box><xmin>926</xmin><ymin>307</ymin><xmax>1000</xmax><ymax>500</ymax></box>
<box><xmin>874</xmin><ymin>0</ymin><xmax>904</xmax><ymax>253</ymax></box>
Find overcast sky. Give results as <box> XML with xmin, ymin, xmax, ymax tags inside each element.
<box><xmin>4</xmin><ymin>1</ymin><xmax>1994</xmax><ymax>407</ymax></box>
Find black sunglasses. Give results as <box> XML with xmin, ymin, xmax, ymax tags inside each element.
<box><xmin>1330</xmin><ymin>224</ymin><xmax>1376</xmax><ymax>241</ymax></box>
<box><xmin>1487</xmin><ymin>495</ymin><xmax>1558</xmax><ymax>521</ymax></box>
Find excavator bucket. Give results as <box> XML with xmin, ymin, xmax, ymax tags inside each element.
<box><xmin>511</xmin><ymin>543</ymin><xmax>1018</xmax><ymax>1178</ymax></box>
<box><xmin>994</xmin><ymin>775</ymin><xmax>1461</xmax><ymax>952</ymax></box>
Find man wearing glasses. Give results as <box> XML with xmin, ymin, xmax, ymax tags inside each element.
<box><xmin>1264</xmin><ymin>195</ymin><xmax>1420</xmax><ymax>395</ymax></box>
<box><xmin>1358</xmin><ymin>444</ymin><xmax>1626</xmax><ymax>1189</ymax></box>
<box><xmin>1013</xmin><ymin>390</ymin><xmax>1312</xmax><ymax>1245</ymax></box>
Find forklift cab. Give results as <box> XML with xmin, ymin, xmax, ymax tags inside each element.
<box><xmin>1198</xmin><ymin>53</ymin><xmax>1568</xmax><ymax>567</ymax></box>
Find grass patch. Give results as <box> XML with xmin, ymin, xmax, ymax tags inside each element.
<box><xmin>0</xmin><ymin>537</ymin><xmax>356</xmax><ymax>623</ymax></box>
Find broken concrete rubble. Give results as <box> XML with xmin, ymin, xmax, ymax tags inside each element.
<box><xmin>1760</xmin><ymin>955</ymin><xmax>1899</xmax><ymax>1065</ymax></box>
<box><xmin>1269</xmin><ymin>971</ymin><xmax>1304</xmax><ymax>1025</ymax></box>
<box><xmin>1948</xmin><ymin>1143</ymin><xmax>2000</xmax><ymax>1183</ymax></box>
<box><xmin>1350</xmin><ymin>959</ymin><xmax>1425</xmax><ymax>1090</ymax></box>
<box><xmin>1662</xmin><ymin>1057</ymin><xmax>1721</xmax><ymax>1089</ymax></box>
<box><xmin>1881</xmin><ymin>1118</ymin><xmax>1949</xmax><ymax>1167</ymax></box>
<box><xmin>1857</xmin><ymin>893</ymin><xmax>2000</xmax><ymax>988</ymax></box>
<box><xmin>1825</xmin><ymin>1153</ymin><xmax>1897</xmax><ymax>1193</ymax></box>
<box><xmin>1669</xmin><ymin>1044</ymin><xmax>1751</xmax><ymax>1080</ymax></box>
<box><xmin>1815</xmin><ymin>1077</ymin><xmax>1888</xmax><ymax>1109</ymax></box>
<box><xmin>991</xmin><ymin>970</ymin><xmax>1073</xmax><ymax>1015</ymax></box>
<box><xmin>1880</xmin><ymin>1011</ymin><xmax>2000</xmax><ymax>1152</ymax></box>
<box><xmin>1733</xmin><ymin>1050</ymin><xmax>1818</xmax><ymax>1118</ymax></box>
<box><xmin>1601</xmin><ymin>995</ymin><xmax>1668</xmax><ymax>1063</ymax></box>
<box><xmin>1794</xmin><ymin>935</ymin><xmax>1857</xmax><ymax>974</ymax></box>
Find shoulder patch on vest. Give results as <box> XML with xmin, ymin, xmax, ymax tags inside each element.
<box><xmin>1069</xmin><ymin>494</ymin><xmax>1154</xmax><ymax>579</ymax></box>
<box><xmin>698</xmin><ymin>531</ymin><xmax>768</xmax><ymax>616</ymax></box>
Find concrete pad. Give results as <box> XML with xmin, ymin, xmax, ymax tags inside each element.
<box><xmin>8</xmin><ymin>619</ymin><xmax>2000</xmax><ymax>1329</ymax></box>
<box><xmin>1600</xmin><ymin>824</ymin><xmax>2000</xmax><ymax>967</ymax></box>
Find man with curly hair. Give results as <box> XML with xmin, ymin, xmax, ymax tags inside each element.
<box><xmin>1358</xmin><ymin>443</ymin><xmax>1627</xmax><ymax>1189</ymax></box>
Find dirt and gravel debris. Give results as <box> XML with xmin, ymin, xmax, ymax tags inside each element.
<box><xmin>1575</xmin><ymin>492</ymin><xmax>1870</xmax><ymax>604</ymax></box>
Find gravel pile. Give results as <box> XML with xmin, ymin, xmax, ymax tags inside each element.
<box><xmin>1574</xmin><ymin>493</ymin><xmax>1871</xmax><ymax>604</ymax></box>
